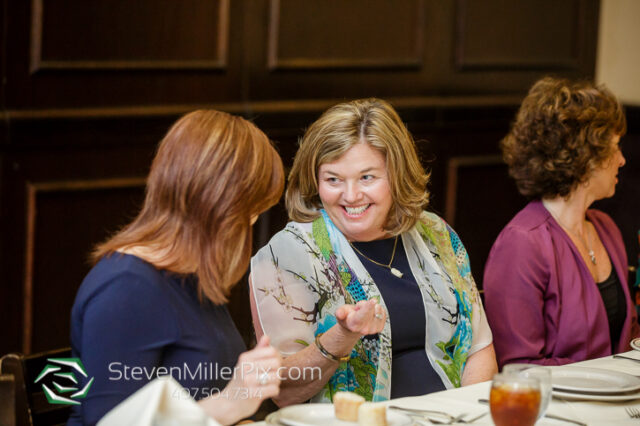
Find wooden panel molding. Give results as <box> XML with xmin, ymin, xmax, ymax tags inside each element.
<box><xmin>23</xmin><ymin>177</ymin><xmax>146</xmax><ymax>353</ymax></box>
<box><xmin>444</xmin><ymin>155</ymin><xmax>527</xmax><ymax>288</ymax></box>
<box><xmin>267</xmin><ymin>0</ymin><xmax>425</xmax><ymax>70</ymax></box>
<box><xmin>5</xmin><ymin>94</ymin><xmax>523</xmax><ymax>121</ymax></box>
<box><xmin>445</xmin><ymin>155</ymin><xmax>503</xmax><ymax>225</ymax></box>
<box><xmin>29</xmin><ymin>0</ymin><xmax>230</xmax><ymax>73</ymax></box>
<box><xmin>454</xmin><ymin>0</ymin><xmax>589</xmax><ymax>71</ymax></box>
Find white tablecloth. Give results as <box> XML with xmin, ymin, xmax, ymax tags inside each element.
<box><xmin>255</xmin><ymin>350</ymin><xmax>640</xmax><ymax>425</ymax></box>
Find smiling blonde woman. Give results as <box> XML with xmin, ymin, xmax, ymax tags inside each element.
<box><xmin>250</xmin><ymin>98</ymin><xmax>497</xmax><ymax>406</ymax></box>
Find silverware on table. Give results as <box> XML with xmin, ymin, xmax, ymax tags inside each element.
<box><xmin>388</xmin><ymin>405</ymin><xmax>491</xmax><ymax>424</ymax></box>
<box><xmin>627</xmin><ymin>407</ymin><xmax>640</xmax><ymax>419</ymax></box>
<box><xmin>415</xmin><ymin>412</ymin><xmax>486</xmax><ymax>424</ymax></box>
<box><xmin>613</xmin><ymin>354</ymin><xmax>640</xmax><ymax>363</ymax></box>
<box><xmin>539</xmin><ymin>412</ymin><xmax>587</xmax><ymax>426</ymax></box>
<box><xmin>448</xmin><ymin>413</ymin><xmax>469</xmax><ymax>424</ymax></box>
<box><xmin>461</xmin><ymin>412</ymin><xmax>488</xmax><ymax>424</ymax></box>
<box><xmin>424</xmin><ymin>415</ymin><xmax>460</xmax><ymax>425</ymax></box>
<box><xmin>477</xmin><ymin>398</ymin><xmax>586</xmax><ymax>426</ymax></box>
<box><xmin>388</xmin><ymin>405</ymin><xmax>472</xmax><ymax>424</ymax></box>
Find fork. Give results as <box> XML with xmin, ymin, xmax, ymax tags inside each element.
<box><xmin>388</xmin><ymin>405</ymin><xmax>461</xmax><ymax>422</ymax></box>
<box><xmin>423</xmin><ymin>414</ymin><xmax>465</xmax><ymax>425</ymax></box>
<box><xmin>613</xmin><ymin>354</ymin><xmax>640</xmax><ymax>363</ymax></box>
<box><xmin>421</xmin><ymin>412</ymin><xmax>487</xmax><ymax>424</ymax></box>
<box><xmin>460</xmin><ymin>412</ymin><xmax>488</xmax><ymax>423</ymax></box>
<box><xmin>626</xmin><ymin>407</ymin><xmax>640</xmax><ymax>419</ymax></box>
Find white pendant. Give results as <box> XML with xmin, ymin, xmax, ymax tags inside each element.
<box><xmin>390</xmin><ymin>267</ymin><xmax>403</xmax><ymax>278</ymax></box>
<box><xmin>589</xmin><ymin>250</ymin><xmax>596</xmax><ymax>265</ymax></box>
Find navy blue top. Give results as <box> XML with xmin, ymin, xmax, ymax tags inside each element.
<box><xmin>352</xmin><ymin>237</ymin><xmax>445</xmax><ymax>398</ymax></box>
<box><xmin>67</xmin><ymin>254</ymin><xmax>246</xmax><ymax>425</ymax></box>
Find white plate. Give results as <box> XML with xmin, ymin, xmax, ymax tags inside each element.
<box><xmin>550</xmin><ymin>366</ymin><xmax>640</xmax><ymax>394</ymax></box>
<box><xmin>630</xmin><ymin>338</ymin><xmax>640</xmax><ymax>351</ymax></box>
<box><xmin>553</xmin><ymin>388</ymin><xmax>640</xmax><ymax>402</ymax></box>
<box><xmin>266</xmin><ymin>403</ymin><xmax>412</xmax><ymax>426</ymax></box>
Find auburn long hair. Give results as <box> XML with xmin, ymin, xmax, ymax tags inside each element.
<box><xmin>93</xmin><ymin>110</ymin><xmax>284</xmax><ymax>304</ymax></box>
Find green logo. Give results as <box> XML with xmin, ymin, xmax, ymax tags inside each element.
<box><xmin>34</xmin><ymin>358</ymin><xmax>94</xmax><ymax>405</ymax></box>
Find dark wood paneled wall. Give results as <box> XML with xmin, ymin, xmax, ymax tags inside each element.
<box><xmin>444</xmin><ymin>109</ymin><xmax>640</xmax><ymax>292</ymax></box>
<box><xmin>5</xmin><ymin>0</ymin><xmax>634</xmax><ymax>358</ymax></box>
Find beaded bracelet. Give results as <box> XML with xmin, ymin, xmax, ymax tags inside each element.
<box><xmin>314</xmin><ymin>332</ymin><xmax>350</xmax><ymax>363</ymax></box>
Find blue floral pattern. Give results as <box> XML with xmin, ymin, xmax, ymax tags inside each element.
<box><xmin>250</xmin><ymin>210</ymin><xmax>490</xmax><ymax>401</ymax></box>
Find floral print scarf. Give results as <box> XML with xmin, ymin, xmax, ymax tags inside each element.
<box><xmin>250</xmin><ymin>210</ymin><xmax>490</xmax><ymax>402</ymax></box>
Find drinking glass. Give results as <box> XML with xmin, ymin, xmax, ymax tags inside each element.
<box><xmin>490</xmin><ymin>372</ymin><xmax>541</xmax><ymax>426</ymax></box>
<box><xmin>502</xmin><ymin>364</ymin><xmax>552</xmax><ymax>420</ymax></box>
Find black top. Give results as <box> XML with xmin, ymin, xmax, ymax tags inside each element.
<box><xmin>352</xmin><ymin>237</ymin><xmax>446</xmax><ymax>398</ymax></box>
<box><xmin>596</xmin><ymin>265</ymin><xmax>626</xmax><ymax>352</ymax></box>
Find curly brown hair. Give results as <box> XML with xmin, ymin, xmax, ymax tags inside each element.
<box><xmin>502</xmin><ymin>77</ymin><xmax>626</xmax><ymax>199</ymax></box>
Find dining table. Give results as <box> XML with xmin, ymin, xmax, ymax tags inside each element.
<box><xmin>255</xmin><ymin>349</ymin><xmax>640</xmax><ymax>425</ymax></box>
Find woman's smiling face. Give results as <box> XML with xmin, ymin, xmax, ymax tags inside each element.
<box><xmin>317</xmin><ymin>143</ymin><xmax>393</xmax><ymax>241</ymax></box>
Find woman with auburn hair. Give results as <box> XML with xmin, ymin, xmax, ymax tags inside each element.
<box><xmin>250</xmin><ymin>98</ymin><xmax>496</xmax><ymax>405</ymax></box>
<box><xmin>484</xmin><ymin>77</ymin><xmax>640</xmax><ymax>367</ymax></box>
<box><xmin>68</xmin><ymin>110</ymin><xmax>285</xmax><ymax>425</ymax></box>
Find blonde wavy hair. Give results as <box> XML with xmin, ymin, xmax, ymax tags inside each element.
<box><xmin>286</xmin><ymin>98</ymin><xmax>429</xmax><ymax>235</ymax></box>
<box><xmin>93</xmin><ymin>110</ymin><xmax>284</xmax><ymax>304</ymax></box>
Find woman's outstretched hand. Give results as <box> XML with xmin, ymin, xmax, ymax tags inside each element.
<box><xmin>264</xmin><ymin>300</ymin><xmax>387</xmax><ymax>407</ymax></box>
<box><xmin>335</xmin><ymin>299</ymin><xmax>387</xmax><ymax>336</ymax></box>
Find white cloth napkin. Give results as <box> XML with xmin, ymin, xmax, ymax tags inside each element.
<box><xmin>97</xmin><ymin>377</ymin><xmax>220</xmax><ymax>426</ymax></box>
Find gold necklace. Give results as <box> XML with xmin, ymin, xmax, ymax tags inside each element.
<box><xmin>545</xmin><ymin>205</ymin><xmax>596</xmax><ymax>265</ymax></box>
<box><xmin>349</xmin><ymin>235</ymin><xmax>404</xmax><ymax>278</ymax></box>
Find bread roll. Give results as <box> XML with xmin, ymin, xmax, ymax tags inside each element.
<box><xmin>358</xmin><ymin>402</ymin><xmax>387</xmax><ymax>426</ymax></box>
<box><xmin>333</xmin><ymin>391</ymin><xmax>365</xmax><ymax>421</ymax></box>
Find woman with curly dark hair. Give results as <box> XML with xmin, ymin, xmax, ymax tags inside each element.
<box><xmin>483</xmin><ymin>77</ymin><xmax>640</xmax><ymax>367</ymax></box>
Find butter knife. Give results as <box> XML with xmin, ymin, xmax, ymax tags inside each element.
<box><xmin>477</xmin><ymin>398</ymin><xmax>586</xmax><ymax>426</ymax></box>
<box><xmin>388</xmin><ymin>405</ymin><xmax>458</xmax><ymax>421</ymax></box>
<box><xmin>613</xmin><ymin>354</ymin><xmax>640</xmax><ymax>363</ymax></box>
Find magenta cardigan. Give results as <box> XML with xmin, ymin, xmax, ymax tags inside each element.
<box><xmin>484</xmin><ymin>200</ymin><xmax>640</xmax><ymax>367</ymax></box>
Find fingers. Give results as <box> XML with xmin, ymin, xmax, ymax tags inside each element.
<box><xmin>373</xmin><ymin>303</ymin><xmax>386</xmax><ymax>321</ymax></box>
<box><xmin>245</xmin><ymin>346</ymin><xmax>280</xmax><ymax>361</ymax></box>
<box><xmin>256</xmin><ymin>383</ymin><xmax>280</xmax><ymax>399</ymax></box>
<box><xmin>371</xmin><ymin>303</ymin><xmax>387</xmax><ymax>333</ymax></box>
<box><xmin>239</xmin><ymin>356</ymin><xmax>281</xmax><ymax>373</ymax></box>
<box><xmin>246</xmin><ymin>362</ymin><xmax>281</xmax><ymax>400</ymax></box>
<box><xmin>335</xmin><ymin>305</ymin><xmax>349</xmax><ymax>320</ymax></box>
<box><xmin>353</xmin><ymin>299</ymin><xmax>372</xmax><ymax>310</ymax></box>
<box><xmin>237</xmin><ymin>337</ymin><xmax>282</xmax><ymax>371</ymax></box>
<box><xmin>237</xmin><ymin>357</ymin><xmax>279</xmax><ymax>379</ymax></box>
<box><xmin>337</xmin><ymin>300</ymin><xmax>387</xmax><ymax>335</ymax></box>
<box><xmin>229</xmin><ymin>355</ymin><xmax>282</xmax><ymax>401</ymax></box>
<box><xmin>241</xmin><ymin>337</ymin><xmax>282</xmax><ymax>362</ymax></box>
<box><xmin>255</xmin><ymin>334</ymin><xmax>270</xmax><ymax>348</ymax></box>
<box><xmin>351</xmin><ymin>300</ymin><xmax>380</xmax><ymax>322</ymax></box>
